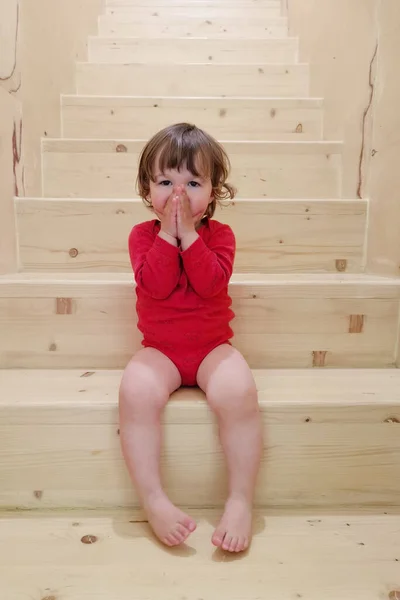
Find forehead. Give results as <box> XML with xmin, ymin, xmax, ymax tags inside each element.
<box><xmin>155</xmin><ymin>166</ymin><xmax>203</xmax><ymax>177</ymax></box>
<box><xmin>152</xmin><ymin>144</ymin><xmax>211</xmax><ymax>177</ymax></box>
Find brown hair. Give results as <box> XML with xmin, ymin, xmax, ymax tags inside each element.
<box><xmin>136</xmin><ymin>122</ymin><xmax>236</xmax><ymax>219</ymax></box>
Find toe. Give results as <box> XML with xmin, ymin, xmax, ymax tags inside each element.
<box><xmin>166</xmin><ymin>532</ymin><xmax>181</xmax><ymax>546</ymax></box>
<box><xmin>222</xmin><ymin>535</ymin><xmax>233</xmax><ymax>551</ymax></box>
<box><xmin>212</xmin><ymin>528</ymin><xmax>226</xmax><ymax>547</ymax></box>
<box><xmin>163</xmin><ymin>535</ymin><xmax>174</xmax><ymax>546</ymax></box>
<box><xmin>176</xmin><ymin>524</ymin><xmax>190</xmax><ymax>541</ymax></box>
<box><xmin>228</xmin><ymin>537</ymin><xmax>239</xmax><ymax>552</ymax></box>
<box><xmin>179</xmin><ymin>517</ymin><xmax>196</xmax><ymax>533</ymax></box>
<box><xmin>172</xmin><ymin>529</ymin><xmax>185</xmax><ymax>544</ymax></box>
<box><xmin>235</xmin><ymin>536</ymin><xmax>245</xmax><ymax>552</ymax></box>
<box><xmin>234</xmin><ymin>536</ymin><xmax>244</xmax><ymax>552</ymax></box>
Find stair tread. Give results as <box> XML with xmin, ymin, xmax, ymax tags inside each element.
<box><xmin>42</xmin><ymin>138</ymin><xmax>343</xmax><ymax>152</ymax></box>
<box><xmin>62</xmin><ymin>94</ymin><xmax>323</xmax><ymax>102</ymax></box>
<box><xmin>89</xmin><ymin>35</ymin><xmax>298</xmax><ymax>40</ymax></box>
<box><xmin>0</xmin><ymin>509</ymin><xmax>399</xmax><ymax>598</ymax></box>
<box><xmin>2</xmin><ymin>368</ymin><xmax>400</xmax><ymax>410</ymax></box>
<box><xmin>1</xmin><ymin>272</ymin><xmax>398</xmax><ymax>284</ymax></box>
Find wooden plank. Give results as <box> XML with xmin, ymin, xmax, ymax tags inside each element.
<box><xmin>15</xmin><ymin>198</ymin><xmax>366</xmax><ymax>273</ymax></box>
<box><xmin>41</xmin><ymin>139</ymin><xmax>342</xmax><ymax>199</ymax></box>
<box><xmin>98</xmin><ymin>15</ymin><xmax>289</xmax><ymax>39</ymax></box>
<box><xmin>0</xmin><ymin>275</ymin><xmax>398</xmax><ymax>368</ymax></box>
<box><xmin>88</xmin><ymin>36</ymin><xmax>298</xmax><ymax>64</ymax></box>
<box><xmin>3</xmin><ymin>368</ymin><xmax>400</xmax><ymax>423</ymax></box>
<box><xmin>62</xmin><ymin>95</ymin><xmax>322</xmax><ymax>141</ymax></box>
<box><xmin>1</xmin><ymin>370</ymin><xmax>400</xmax><ymax>509</ymax></box>
<box><xmin>76</xmin><ymin>63</ymin><xmax>309</xmax><ymax>98</ymax></box>
<box><xmin>2</xmin><ymin>272</ymin><xmax>400</xmax><ymax>299</ymax></box>
<box><xmin>106</xmin><ymin>5</ymin><xmax>282</xmax><ymax>17</ymax></box>
<box><xmin>1</xmin><ymin>511</ymin><xmax>399</xmax><ymax>599</ymax></box>
<box><xmin>61</xmin><ymin>95</ymin><xmax>323</xmax><ymax>142</ymax></box>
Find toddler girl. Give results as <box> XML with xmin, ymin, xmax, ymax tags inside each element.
<box><xmin>119</xmin><ymin>123</ymin><xmax>263</xmax><ymax>553</ymax></box>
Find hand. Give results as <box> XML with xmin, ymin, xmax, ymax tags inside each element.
<box><xmin>176</xmin><ymin>187</ymin><xmax>196</xmax><ymax>240</ymax></box>
<box><xmin>158</xmin><ymin>193</ymin><xmax>178</xmax><ymax>240</ymax></box>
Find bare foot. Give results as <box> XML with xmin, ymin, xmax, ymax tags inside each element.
<box><xmin>145</xmin><ymin>492</ymin><xmax>197</xmax><ymax>547</ymax></box>
<box><xmin>212</xmin><ymin>494</ymin><xmax>252</xmax><ymax>553</ymax></box>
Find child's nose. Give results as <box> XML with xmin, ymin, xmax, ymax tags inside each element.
<box><xmin>173</xmin><ymin>184</ymin><xmax>184</xmax><ymax>196</ymax></box>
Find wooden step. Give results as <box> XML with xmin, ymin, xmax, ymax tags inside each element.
<box><xmin>88</xmin><ymin>37</ymin><xmax>299</xmax><ymax>64</ymax></box>
<box><xmin>98</xmin><ymin>15</ymin><xmax>288</xmax><ymax>39</ymax></box>
<box><xmin>0</xmin><ymin>273</ymin><xmax>399</xmax><ymax>369</ymax></box>
<box><xmin>62</xmin><ymin>95</ymin><xmax>323</xmax><ymax>142</ymax></box>
<box><xmin>15</xmin><ymin>198</ymin><xmax>367</xmax><ymax>274</ymax></box>
<box><xmin>106</xmin><ymin>5</ymin><xmax>282</xmax><ymax>17</ymax></box>
<box><xmin>41</xmin><ymin>139</ymin><xmax>342</xmax><ymax>199</ymax></box>
<box><xmin>1</xmin><ymin>369</ymin><xmax>400</xmax><ymax>509</ymax></box>
<box><xmin>1</xmin><ymin>511</ymin><xmax>400</xmax><ymax>599</ymax></box>
<box><xmin>3</xmin><ymin>510</ymin><xmax>400</xmax><ymax>600</ymax></box>
<box><xmin>76</xmin><ymin>63</ymin><xmax>309</xmax><ymax>98</ymax></box>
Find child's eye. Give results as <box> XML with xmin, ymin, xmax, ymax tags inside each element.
<box><xmin>159</xmin><ymin>180</ymin><xmax>171</xmax><ymax>186</ymax></box>
<box><xmin>188</xmin><ymin>181</ymin><xmax>200</xmax><ymax>188</ymax></box>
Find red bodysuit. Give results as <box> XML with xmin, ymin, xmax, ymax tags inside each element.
<box><xmin>128</xmin><ymin>218</ymin><xmax>236</xmax><ymax>386</ymax></box>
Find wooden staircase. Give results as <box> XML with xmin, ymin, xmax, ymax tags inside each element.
<box><xmin>1</xmin><ymin>0</ymin><xmax>400</xmax><ymax>597</ymax></box>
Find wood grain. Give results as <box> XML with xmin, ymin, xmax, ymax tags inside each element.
<box><xmin>15</xmin><ymin>198</ymin><xmax>366</xmax><ymax>273</ymax></box>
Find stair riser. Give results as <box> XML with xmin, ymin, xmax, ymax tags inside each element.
<box><xmin>76</xmin><ymin>63</ymin><xmax>309</xmax><ymax>98</ymax></box>
<box><xmin>2</xmin><ymin>399</ymin><xmax>400</xmax><ymax>509</ymax></box>
<box><xmin>16</xmin><ymin>199</ymin><xmax>366</xmax><ymax>274</ymax></box>
<box><xmin>88</xmin><ymin>37</ymin><xmax>298</xmax><ymax>65</ymax></box>
<box><xmin>42</xmin><ymin>140</ymin><xmax>342</xmax><ymax>199</ymax></box>
<box><xmin>0</xmin><ymin>290</ymin><xmax>398</xmax><ymax>368</ymax></box>
<box><xmin>98</xmin><ymin>16</ymin><xmax>288</xmax><ymax>39</ymax></box>
<box><xmin>62</xmin><ymin>96</ymin><xmax>323</xmax><ymax>142</ymax></box>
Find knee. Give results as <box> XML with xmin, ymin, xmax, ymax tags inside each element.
<box><xmin>207</xmin><ymin>376</ymin><xmax>258</xmax><ymax>419</ymax></box>
<box><xmin>119</xmin><ymin>369</ymin><xmax>168</xmax><ymax>420</ymax></box>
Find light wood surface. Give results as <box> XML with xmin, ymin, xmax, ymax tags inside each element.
<box><xmin>0</xmin><ymin>274</ymin><xmax>399</xmax><ymax>368</ymax></box>
<box><xmin>1</xmin><ymin>369</ymin><xmax>400</xmax><ymax>509</ymax></box>
<box><xmin>76</xmin><ymin>62</ymin><xmax>309</xmax><ymax>98</ymax></box>
<box><xmin>41</xmin><ymin>139</ymin><xmax>342</xmax><ymax>199</ymax></box>
<box><xmin>61</xmin><ymin>95</ymin><xmax>323</xmax><ymax>141</ymax></box>
<box><xmin>366</xmin><ymin>1</ymin><xmax>400</xmax><ymax>277</ymax></box>
<box><xmin>106</xmin><ymin>0</ymin><xmax>282</xmax><ymax>7</ymax></box>
<box><xmin>98</xmin><ymin>15</ymin><xmax>288</xmax><ymax>39</ymax></box>
<box><xmin>106</xmin><ymin>5</ymin><xmax>282</xmax><ymax>17</ymax></box>
<box><xmin>88</xmin><ymin>36</ymin><xmax>299</xmax><ymax>64</ymax></box>
<box><xmin>15</xmin><ymin>198</ymin><xmax>366</xmax><ymax>273</ymax></box>
<box><xmin>2</xmin><ymin>509</ymin><xmax>399</xmax><ymax>599</ymax></box>
<box><xmin>0</xmin><ymin>91</ymin><xmax>18</xmax><ymax>274</ymax></box>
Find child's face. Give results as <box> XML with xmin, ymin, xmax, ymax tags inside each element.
<box><xmin>149</xmin><ymin>163</ymin><xmax>213</xmax><ymax>224</ymax></box>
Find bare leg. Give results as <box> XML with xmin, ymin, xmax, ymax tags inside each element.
<box><xmin>119</xmin><ymin>348</ymin><xmax>196</xmax><ymax>546</ymax></box>
<box><xmin>197</xmin><ymin>345</ymin><xmax>263</xmax><ymax>553</ymax></box>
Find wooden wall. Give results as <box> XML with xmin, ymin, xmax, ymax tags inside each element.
<box><xmin>0</xmin><ymin>0</ymin><xmax>20</xmax><ymax>274</ymax></box>
<box><xmin>289</xmin><ymin>0</ymin><xmax>400</xmax><ymax>278</ymax></box>
<box><xmin>0</xmin><ymin>0</ymin><xmax>102</xmax><ymax>275</ymax></box>
<box><xmin>365</xmin><ymin>1</ymin><xmax>400</xmax><ymax>277</ymax></box>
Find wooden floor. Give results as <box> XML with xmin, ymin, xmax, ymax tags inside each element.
<box><xmin>1</xmin><ymin>508</ymin><xmax>400</xmax><ymax>599</ymax></box>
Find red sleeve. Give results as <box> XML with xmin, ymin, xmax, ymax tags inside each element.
<box><xmin>128</xmin><ymin>223</ymin><xmax>181</xmax><ymax>299</ymax></box>
<box><xmin>180</xmin><ymin>224</ymin><xmax>235</xmax><ymax>298</ymax></box>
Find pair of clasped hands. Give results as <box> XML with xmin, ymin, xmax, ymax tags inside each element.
<box><xmin>157</xmin><ymin>186</ymin><xmax>201</xmax><ymax>250</ymax></box>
